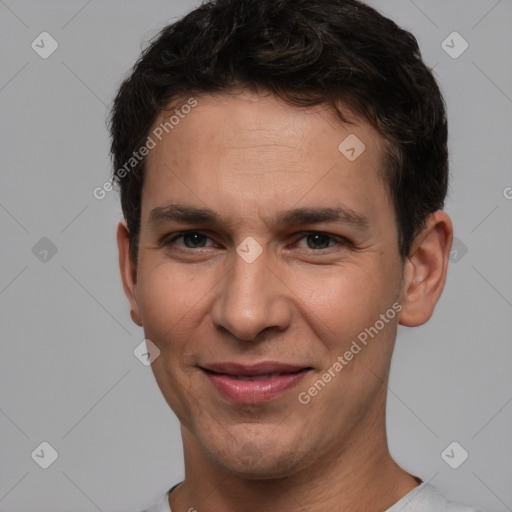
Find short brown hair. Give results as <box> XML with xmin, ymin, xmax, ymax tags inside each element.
<box><xmin>109</xmin><ymin>0</ymin><xmax>448</xmax><ymax>262</ymax></box>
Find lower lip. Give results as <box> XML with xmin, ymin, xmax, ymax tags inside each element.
<box><xmin>203</xmin><ymin>369</ymin><xmax>310</xmax><ymax>404</ymax></box>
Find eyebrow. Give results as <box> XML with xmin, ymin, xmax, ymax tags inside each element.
<box><xmin>148</xmin><ymin>203</ymin><xmax>369</xmax><ymax>229</ymax></box>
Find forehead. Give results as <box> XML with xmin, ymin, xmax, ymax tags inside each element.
<box><xmin>141</xmin><ymin>91</ymin><xmax>392</xmax><ymax>228</ymax></box>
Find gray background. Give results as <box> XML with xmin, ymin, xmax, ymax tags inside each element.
<box><xmin>0</xmin><ymin>1</ymin><xmax>511</xmax><ymax>511</ymax></box>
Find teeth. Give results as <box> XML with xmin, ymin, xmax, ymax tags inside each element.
<box><xmin>233</xmin><ymin>372</ymin><xmax>282</xmax><ymax>381</ymax></box>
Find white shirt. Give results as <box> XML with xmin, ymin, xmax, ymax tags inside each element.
<box><xmin>141</xmin><ymin>482</ymin><xmax>482</xmax><ymax>512</ymax></box>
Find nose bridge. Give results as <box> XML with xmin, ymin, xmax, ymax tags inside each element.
<box><xmin>212</xmin><ymin>247</ymin><xmax>290</xmax><ymax>341</ymax></box>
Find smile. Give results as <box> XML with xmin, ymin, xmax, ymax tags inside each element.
<box><xmin>200</xmin><ymin>362</ymin><xmax>312</xmax><ymax>404</ymax></box>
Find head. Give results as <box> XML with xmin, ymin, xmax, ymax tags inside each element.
<box><xmin>112</xmin><ymin>0</ymin><xmax>452</xmax><ymax>478</ymax></box>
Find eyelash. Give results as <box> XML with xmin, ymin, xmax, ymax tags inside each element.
<box><xmin>161</xmin><ymin>230</ymin><xmax>348</xmax><ymax>252</ymax></box>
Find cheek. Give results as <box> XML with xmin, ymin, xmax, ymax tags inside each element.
<box><xmin>136</xmin><ymin>264</ymin><xmax>208</xmax><ymax>424</ymax></box>
<box><xmin>294</xmin><ymin>264</ymin><xmax>401</xmax><ymax>384</ymax></box>
<box><xmin>135</xmin><ymin>261</ymin><xmax>225</xmax><ymax>368</ymax></box>
<box><xmin>137</xmin><ymin>262</ymin><xmax>205</xmax><ymax>332</ymax></box>
<box><xmin>296</xmin><ymin>262</ymin><xmax>397</xmax><ymax>337</ymax></box>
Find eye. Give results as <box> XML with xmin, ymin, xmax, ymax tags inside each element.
<box><xmin>162</xmin><ymin>230</ymin><xmax>347</xmax><ymax>253</ymax></box>
<box><xmin>294</xmin><ymin>232</ymin><xmax>345</xmax><ymax>250</ymax></box>
<box><xmin>163</xmin><ymin>231</ymin><xmax>216</xmax><ymax>249</ymax></box>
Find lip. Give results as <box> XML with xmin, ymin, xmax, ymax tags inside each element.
<box><xmin>202</xmin><ymin>361</ymin><xmax>309</xmax><ymax>376</ymax></box>
<box><xmin>200</xmin><ymin>361</ymin><xmax>312</xmax><ymax>404</ymax></box>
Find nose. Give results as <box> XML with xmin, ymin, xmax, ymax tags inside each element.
<box><xmin>211</xmin><ymin>249</ymin><xmax>292</xmax><ymax>341</ymax></box>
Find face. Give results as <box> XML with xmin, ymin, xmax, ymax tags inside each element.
<box><xmin>121</xmin><ymin>91</ymin><xmax>408</xmax><ymax>478</ymax></box>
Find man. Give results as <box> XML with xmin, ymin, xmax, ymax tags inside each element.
<box><xmin>110</xmin><ymin>0</ymin><xmax>480</xmax><ymax>510</ymax></box>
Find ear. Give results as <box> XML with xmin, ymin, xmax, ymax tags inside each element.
<box><xmin>398</xmin><ymin>210</ymin><xmax>453</xmax><ymax>327</ymax></box>
<box><xmin>117</xmin><ymin>220</ymin><xmax>143</xmax><ymax>327</ymax></box>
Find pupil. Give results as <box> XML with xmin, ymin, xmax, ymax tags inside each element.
<box><xmin>308</xmin><ymin>233</ymin><xmax>330</xmax><ymax>249</ymax></box>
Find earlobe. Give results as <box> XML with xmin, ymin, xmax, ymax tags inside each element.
<box><xmin>398</xmin><ymin>210</ymin><xmax>453</xmax><ymax>327</ymax></box>
<box><xmin>130</xmin><ymin>309</ymin><xmax>142</xmax><ymax>326</ymax></box>
<box><xmin>117</xmin><ymin>221</ymin><xmax>143</xmax><ymax>327</ymax></box>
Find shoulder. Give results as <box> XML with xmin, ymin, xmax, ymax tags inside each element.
<box><xmin>139</xmin><ymin>490</ymin><xmax>172</xmax><ymax>512</ymax></box>
<box><xmin>386</xmin><ymin>483</ymin><xmax>482</xmax><ymax>512</ymax></box>
<box><xmin>140</xmin><ymin>483</ymin><xmax>182</xmax><ymax>512</ymax></box>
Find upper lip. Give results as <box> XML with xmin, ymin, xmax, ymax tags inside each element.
<box><xmin>200</xmin><ymin>361</ymin><xmax>311</xmax><ymax>376</ymax></box>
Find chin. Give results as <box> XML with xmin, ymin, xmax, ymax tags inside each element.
<box><xmin>217</xmin><ymin>453</ymin><xmax>303</xmax><ymax>480</ymax></box>
<box><xmin>200</xmin><ymin>429</ymin><xmax>308</xmax><ymax>479</ymax></box>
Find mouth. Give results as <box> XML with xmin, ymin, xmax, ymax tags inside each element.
<box><xmin>200</xmin><ymin>362</ymin><xmax>312</xmax><ymax>404</ymax></box>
